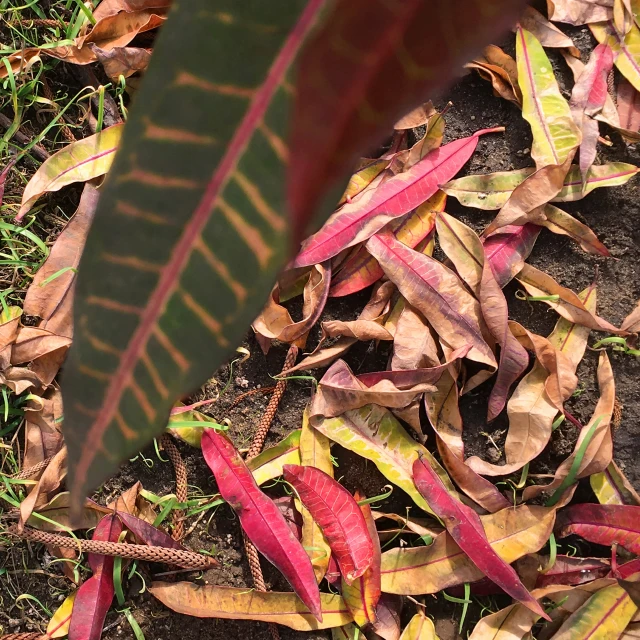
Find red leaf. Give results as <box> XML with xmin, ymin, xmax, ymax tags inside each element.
<box><xmin>201</xmin><ymin>430</ymin><xmax>321</xmax><ymax>620</ymax></box>
<box><xmin>484</xmin><ymin>224</ymin><xmax>541</xmax><ymax>287</ymax></box>
<box><xmin>411</xmin><ymin>457</ymin><xmax>549</xmax><ymax>620</ymax></box>
<box><xmin>294</xmin><ymin>128</ymin><xmax>502</xmax><ymax>267</ymax></box>
<box><xmin>288</xmin><ymin>0</ymin><xmax>526</xmax><ymax>229</ymax></box>
<box><xmin>557</xmin><ymin>504</ymin><xmax>640</xmax><ymax>555</ymax></box>
<box><xmin>69</xmin><ymin>515</ymin><xmax>123</xmax><ymax>640</ymax></box>
<box><xmin>535</xmin><ymin>555</ymin><xmax>610</xmax><ymax>588</ymax></box>
<box><xmin>116</xmin><ymin>511</ymin><xmax>183</xmax><ymax>550</ymax></box>
<box><xmin>283</xmin><ymin>464</ymin><xmax>374</xmax><ymax>584</ymax></box>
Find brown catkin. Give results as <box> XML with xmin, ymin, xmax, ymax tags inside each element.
<box><xmin>0</xmin><ymin>634</ymin><xmax>44</xmax><ymax>640</ymax></box>
<box><xmin>11</xmin><ymin>456</ymin><xmax>52</xmax><ymax>480</ymax></box>
<box><xmin>160</xmin><ymin>434</ymin><xmax>187</xmax><ymax>541</ymax></box>
<box><xmin>42</xmin><ymin>78</ymin><xmax>76</xmax><ymax>143</ymax></box>
<box><xmin>14</xmin><ymin>18</ymin><xmax>61</xmax><ymax>28</ymax></box>
<box><xmin>242</xmin><ymin>345</ymin><xmax>298</xmax><ymax>640</ymax></box>
<box><xmin>9</xmin><ymin>526</ymin><xmax>215</xmax><ymax>570</ymax></box>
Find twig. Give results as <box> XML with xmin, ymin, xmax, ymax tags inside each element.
<box><xmin>9</xmin><ymin>526</ymin><xmax>216</xmax><ymax>570</ymax></box>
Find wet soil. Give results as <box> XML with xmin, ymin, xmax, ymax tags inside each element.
<box><xmin>2</xmin><ymin>22</ymin><xmax>640</xmax><ymax>640</ymax></box>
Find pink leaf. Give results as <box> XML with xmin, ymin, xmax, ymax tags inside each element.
<box><xmin>484</xmin><ymin>224</ymin><xmax>541</xmax><ymax>287</ymax></box>
<box><xmin>411</xmin><ymin>456</ymin><xmax>550</xmax><ymax>619</ymax></box>
<box><xmin>201</xmin><ymin>430</ymin><xmax>321</xmax><ymax>620</ymax></box>
<box><xmin>283</xmin><ymin>464</ymin><xmax>374</xmax><ymax>584</ymax></box>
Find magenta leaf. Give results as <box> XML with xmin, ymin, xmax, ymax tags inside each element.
<box><xmin>411</xmin><ymin>456</ymin><xmax>549</xmax><ymax>620</ymax></box>
<box><xmin>116</xmin><ymin>511</ymin><xmax>183</xmax><ymax>550</ymax></box>
<box><xmin>201</xmin><ymin>429</ymin><xmax>321</xmax><ymax>620</ymax></box>
<box><xmin>283</xmin><ymin>464</ymin><xmax>374</xmax><ymax>584</ymax></box>
<box><xmin>69</xmin><ymin>515</ymin><xmax>123</xmax><ymax>640</ymax></box>
<box><xmin>556</xmin><ymin>504</ymin><xmax>640</xmax><ymax>555</ymax></box>
<box><xmin>294</xmin><ymin>128</ymin><xmax>502</xmax><ymax>267</ymax></box>
<box><xmin>535</xmin><ymin>555</ymin><xmax>610</xmax><ymax>587</ymax></box>
<box><xmin>484</xmin><ymin>224</ymin><xmax>541</xmax><ymax>287</ymax></box>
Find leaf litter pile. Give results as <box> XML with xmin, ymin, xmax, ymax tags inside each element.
<box><xmin>3</xmin><ymin>3</ymin><xmax>640</xmax><ymax>640</ymax></box>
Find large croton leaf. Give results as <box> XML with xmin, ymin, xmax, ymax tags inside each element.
<box><xmin>61</xmin><ymin>0</ymin><xmax>527</xmax><ymax>509</ymax></box>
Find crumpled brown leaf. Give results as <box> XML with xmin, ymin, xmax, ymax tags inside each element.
<box><xmin>22</xmin><ymin>390</ymin><xmax>64</xmax><ymax>471</ymax></box>
<box><xmin>90</xmin><ymin>44</ymin><xmax>152</xmax><ymax>79</ymax></box>
<box><xmin>521</xmin><ymin>6</ymin><xmax>581</xmax><ymax>57</ymax></box>
<box><xmin>547</xmin><ymin>0</ymin><xmax>613</xmax><ymax>26</ymax></box>
<box><xmin>622</xmin><ymin>299</ymin><xmax>640</xmax><ymax>332</ymax></box>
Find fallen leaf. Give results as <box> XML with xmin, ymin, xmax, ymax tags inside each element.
<box><xmin>90</xmin><ymin>44</ymin><xmax>151</xmax><ymax>79</ymax></box>
<box><xmin>373</xmin><ymin>511</ymin><xmax>442</xmax><ymax>541</ymax></box>
<box><xmin>548</xmin><ymin>0</ymin><xmax>613</xmax><ymax>25</ymax></box>
<box><xmin>380</xmin><ymin>505</ymin><xmax>555</xmax><ymax>595</ymax></box>
<box><xmin>201</xmin><ymin>429</ymin><xmax>321</xmax><ymax>620</ymax></box>
<box><xmin>622</xmin><ymin>299</ymin><xmax>640</xmax><ymax>331</ymax></box>
<box><xmin>341</xmin><ymin>493</ymin><xmax>382</xmax><ymax>627</ymax></box>
<box><xmin>47</xmin><ymin>591</ymin><xmax>77</xmax><ymax>638</ymax></box>
<box><xmin>536</xmin><ymin>556</ymin><xmax>611</xmax><ymax>588</ymax></box>
<box><xmin>332</xmin><ymin>624</ymin><xmax>361</xmax><ymax>640</ymax></box>
<box><xmin>247</xmin><ymin>429</ymin><xmax>302</xmax><ymax>487</ymax></box>
<box><xmin>484</xmin><ymin>224</ymin><xmax>541</xmax><ymax>288</ymax></box>
<box><xmin>395</xmin><ymin>102</ymin><xmax>436</xmax><ymax>129</ymax></box>
<box><xmin>92</xmin><ymin>0</ymin><xmax>171</xmax><ymax>20</ymax></box>
<box><xmin>253</xmin><ymin>262</ymin><xmax>331</xmax><ymax>348</ymax></box>
<box><xmin>425</xmin><ymin>371</ymin><xmax>464</xmax><ymax>458</ymax></box>
<box><xmin>391</xmin><ymin>303</ymin><xmax>441</xmax><ymax>372</ymax></box>
<box><xmin>329</xmin><ymin>191</ymin><xmax>445</xmax><ymax>298</ymax></box>
<box><xmin>550</xmin><ymin>582</ymin><xmax>638</xmax><ymax>640</ymax></box>
<box><xmin>467</xmin><ymin>48</ymin><xmax>522</xmax><ymax>106</ymax></box>
<box><xmin>309</xmin><ymin>358</ymin><xmax>438</xmax><ymax>419</ymax></box>
<box><xmin>412</xmin><ymin>457</ymin><xmax>548</xmax><ymax>618</ymax></box>
<box><xmin>312</xmin><ymin>404</ymin><xmax>455</xmax><ymax>515</ymax></box>
<box><xmin>557</xmin><ymin>503</ymin><xmax>640</xmax><ymax>554</ymax></box>
<box><xmin>27</xmin><ymin>493</ymin><xmax>110</xmax><ymax>531</ymax></box>
<box><xmin>591</xmin><ymin>20</ymin><xmax>640</xmax><ymax>93</ymax></box>
<box><xmin>517</xmin><ymin>264</ymin><xmax>623</xmax><ymax>334</ymax></box>
<box><xmin>284</xmin><ymin>465</ymin><xmax>373</xmax><ymax>584</ymax></box>
<box><xmin>523</xmin><ymin>352</ymin><xmax>615</xmax><ymax>501</ymax></box>
<box><xmin>69</xmin><ymin>515</ymin><xmax>124</xmax><ymax>640</ymax></box>
<box><xmin>367</xmin><ymin>231</ymin><xmax>497</xmax><ymax>372</ymax></box>
<box><xmin>617</xmin><ymin>78</ymin><xmax>640</xmax><ymax>138</ymax></box>
<box><xmin>371</xmin><ymin>593</ymin><xmax>403</xmax><ymax>640</ymax></box>
<box><xmin>294</xmin><ymin>128</ymin><xmax>502</xmax><ymax>267</ymax></box>
<box><xmin>591</xmin><ymin>461</ymin><xmax>640</xmax><ymax>505</ymax></box>
<box><xmin>539</xmin><ymin>204</ymin><xmax>610</xmax><ymax>256</ymax></box>
<box><xmin>166</xmin><ymin>406</ymin><xmax>220</xmax><ymax>448</ymax></box>
<box><xmin>17</xmin><ymin>126</ymin><xmax>122</xmax><ymax>221</ymax></box>
<box><xmin>338</xmin><ymin>158</ymin><xmax>391</xmax><ymax>207</ymax></box>
<box><xmin>521</xmin><ymin>6</ymin><xmax>581</xmax><ymax>56</ymax></box>
<box><xmin>405</xmin><ymin>110</ymin><xmax>447</xmax><ymax>168</ymax></box>
<box><xmin>399</xmin><ymin>611</ymin><xmax>440</xmax><ymax>639</ymax></box>
<box><xmin>570</xmin><ymin>44</ymin><xmax>615</xmax><ymax>183</ymax></box>
<box><xmin>116</xmin><ymin>511</ymin><xmax>184</xmax><ymax>550</ymax></box>
<box><xmin>517</xmin><ymin>27</ymin><xmax>581</xmax><ymax>169</ymax></box>
<box><xmin>149</xmin><ymin>583</ymin><xmax>352</xmax><ymax>630</ymax></box>
<box><xmin>23</xmin><ymin>184</ymin><xmax>100</xmax><ymax>339</ymax></box>
<box><xmin>298</xmin><ymin>409</ymin><xmax>333</xmax><ymax>583</ymax></box>
<box><xmin>442</xmin><ymin>163</ymin><xmax>639</xmax><ymax>210</ymax></box>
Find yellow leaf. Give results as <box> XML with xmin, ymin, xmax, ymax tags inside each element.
<box><xmin>46</xmin><ymin>591</ymin><xmax>77</xmax><ymax>638</ymax></box>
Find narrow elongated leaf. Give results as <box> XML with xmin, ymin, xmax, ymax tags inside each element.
<box><xmin>550</xmin><ymin>582</ymin><xmax>638</xmax><ymax>640</ymax></box>
<box><xmin>557</xmin><ymin>504</ymin><xmax>640</xmax><ymax>554</ymax></box>
<box><xmin>381</xmin><ymin>505</ymin><xmax>555</xmax><ymax>595</ymax></box>
<box><xmin>367</xmin><ymin>231</ymin><xmax>496</xmax><ymax>370</ymax></box>
<box><xmin>69</xmin><ymin>515</ymin><xmax>123</xmax><ymax>640</ymax></box>
<box><xmin>399</xmin><ymin>612</ymin><xmax>440</xmax><ymax>640</ymax></box>
<box><xmin>149</xmin><ymin>583</ymin><xmax>352</xmax><ymax>630</ymax></box>
<box><xmin>540</xmin><ymin>204</ymin><xmax>610</xmax><ymax>256</ymax></box>
<box><xmin>521</xmin><ymin>6</ymin><xmax>582</xmax><ymax>56</ymax></box>
<box><xmin>517</xmin><ymin>27</ymin><xmax>581</xmax><ymax>168</ymax></box>
<box><xmin>47</xmin><ymin>591</ymin><xmax>77</xmax><ymax>639</ymax></box>
<box><xmin>484</xmin><ymin>224</ymin><xmax>541</xmax><ymax>287</ymax></box>
<box><xmin>201</xmin><ymin>429</ymin><xmax>321</xmax><ymax>619</ymax></box>
<box><xmin>591</xmin><ymin>461</ymin><xmax>640</xmax><ymax>506</ymax></box>
<box><xmin>338</xmin><ymin>158</ymin><xmax>389</xmax><ymax>206</ymax></box>
<box><xmin>622</xmin><ymin>299</ymin><xmax>640</xmax><ymax>331</ymax></box>
<box><xmin>341</xmin><ymin>494</ymin><xmax>382</xmax><ymax>627</ymax></box>
<box><xmin>247</xmin><ymin>429</ymin><xmax>302</xmax><ymax>487</ymax></box>
<box><xmin>536</xmin><ymin>556</ymin><xmax>611</xmax><ymax>588</ymax></box>
<box><xmin>412</xmin><ymin>457</ymin><xmax>548</xmax><ymax>618</ymax></box>
<box><xmin>294</xmin><ymin>128</ymin><xmax>501</xmax><ymax>266</ymax></box>
<box><xmin>442</xmin><ymin>163</ymin><xmax>639</xmax><ymax>210</ymax></box>
<box><xmin>299</xmin><ymin>409</ymin><xmax>332</xmax><ymax>582</ymax></box>
<box><xmin>116</xmin><ymin>511</ymin><xmax>183</xmax><ymax>550</ymax></box>
<box><xmin>289</xmin><ymin>0</ymin><xmax>526</xmax><ymax>225</ymax></box>
<box><xmin>17</xmin><ymin>125</ymin><xmax>122</xmax><ymax>220</ymax></box>
<box><xmin>312</xmin><ymin>404</ymin><xmax>456</xmax><ymax>515</ymax></box>
<box><xmin>284</xmin><ymin>465</ymin><xmax>373</xmax><ymax>583</ymax></box>
<box><xmin>549</xmin><ymin>0</ymin><xmax>613</xmax><ymax>25</ymax></box>
<box><xmin>329</xmin><ymin>191</ymin><xmax>445</xmax><ymax>298</ymax></box>
<box><xmin>591</xmin><ymin>21</ymin><xmax>640</xmax><ymax>92</ymax></box>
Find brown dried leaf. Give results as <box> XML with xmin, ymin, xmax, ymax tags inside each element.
<box><xmin>90</xmin><ymin>44</ymin><xmax>151</xmax><ymax>79</ymax></box>
<box><xmin>547</xmin><ymin>0</ymin><xmax>613</xmax><ymax>25</ymax></box>
<box><xmin>521</xmin><ymin>6</ymin><xmax>581</xmax><ymax>56</ymax></box>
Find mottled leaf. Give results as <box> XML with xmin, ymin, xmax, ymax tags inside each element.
<box><xmin>201</xmin><ymin>429</ymin><xmax>321</xmax><ymax>619</ymax></box>
<box><xmin>312</xmin><ymin>404</ymin><xmax>456</xmax><ymax>515</ymax></box>
<box><xmin>381</xmin><ymin>505</ymin><xmax>555</xmax><ymax>595</ymax></box>
<box><xmin>412</xmin><ymin>457</ymin><xmax>548</xmax><ymax>618</ymax></box>
<box><xmin>517</xmin><ymin>27</ymin><xmax>581</xmax><ymax>169</ymax></box>
<box><xmin>442</xmin><ymin>163</ymin><xmax>639</xmax><ymax>210</ymax></box>
<box><xmin>17</xmin><ymin>125</ymin><xmax>122</xmax><ymax>220</ymax></box>
<box><xmin>149</xmin><ymin>583</ymin><xmax>352</xmax><ymax>630</ymax></box>
<box><xmin>284</xmin><ymin>464</ymin><xmax>373</xmax><ymax>583</ymax></box>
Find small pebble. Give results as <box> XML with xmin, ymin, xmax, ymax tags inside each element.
<box><xmin>58</xmin><ymin>593</ymin><xmax>66</xmax><ymax>601</ymax></box>
<box><xmin>470</xmin><ymin>115</ymin><xmax>476</xmax><ymax>121</ymax></box>
<box><xmin>8</xmin><ymin>619</ymin><xmax>20</xmax><ymax>628</ymax></box>
<box><xmin>523</xmin><ymin>147</ymin><xmax>530</xmax><ymax>154</ymax></box>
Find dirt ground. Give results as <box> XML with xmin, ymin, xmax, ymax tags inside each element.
<box><xmin>2</xmin><ymin>22</ymin><xmax>640</xmax><ymax>640</ymax></box>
